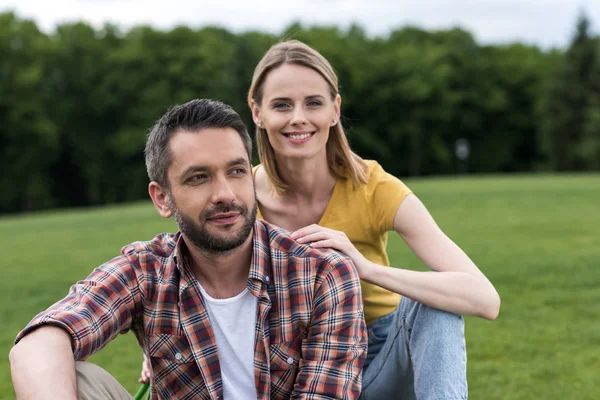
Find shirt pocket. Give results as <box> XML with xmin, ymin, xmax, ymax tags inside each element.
<box><xmin>148</xmin><ymin>333</ymin><xmax>195</xmax><ymax>363</ymax></box>
<box><xmin>269</xmin><ymin>340</ymin><xmax>301</xmax><ymax>399</ymax></box>
<box><xmin>147</xmin><ymin>334</ymin><xmax>202</xmax><ymax>398</ymax></box>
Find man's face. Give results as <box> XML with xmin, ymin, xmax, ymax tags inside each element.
<box><xmin>166</xmin><ymin>128</ymin><xmax>256</xmax><ymax>254</ymax></box>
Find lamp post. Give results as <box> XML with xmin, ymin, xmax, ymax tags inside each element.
<box><xmin>455</xmin><ymin>138</ymin><xmax>470</xmax><ymax>175</ymax></box>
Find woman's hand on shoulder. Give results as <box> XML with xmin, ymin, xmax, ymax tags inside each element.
<box><xmin>290</xmin><ymin>224</ymin><xmax>373</xmax><ymax>279</ymax></box>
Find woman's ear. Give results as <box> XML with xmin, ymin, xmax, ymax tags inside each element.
<box><xmin>251</xmin><ymin>100</ymin><xmax>262</xmax><ymax>127</ymax></box>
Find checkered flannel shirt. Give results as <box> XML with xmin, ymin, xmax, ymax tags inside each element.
<box><xmin>16</xmin><ymin>219</ymin><xmax>367</xmax><ymax>399</ymax></box>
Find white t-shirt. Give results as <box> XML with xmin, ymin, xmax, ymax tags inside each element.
<box><xmin>198</xmin><ymin>284</ymin><xmax>258</xmax><ymax>400</ymax></box>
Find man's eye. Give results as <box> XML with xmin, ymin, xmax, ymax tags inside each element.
<box><xmin>307</xmin><ymin>101</ymin><xmax>322</xmax><ymax>107</ymax></box>
<box><xmin>189</xmin><ymin>174</ymin><xmax>207</xmax><ymax>182</ymax></box>
<box><xmin>231</xmin><ymin>168</ymin><xmax>246</xmax><ymax>175</ymax></box>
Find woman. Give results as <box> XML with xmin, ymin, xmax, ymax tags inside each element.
<box><xmin>141</xmin><ymin>40</ymin><xmax>500</xmax><ymax>399</ymax></box>
<box><xmin>248</xmin><ymin>40</ymin><xmax>500</xmax><ymax>399</ymax></box>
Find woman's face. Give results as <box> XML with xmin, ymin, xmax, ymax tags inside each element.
<box><xmin>253</xmin><ymin>63</ymin><xmax>340</xmax><ymax>161</ymax></box>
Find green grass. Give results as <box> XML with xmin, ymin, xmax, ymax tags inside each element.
<box><xmin>2</xmin><ymin>174</ymin><xmax>599</xmax><ymax>399</ymax></box>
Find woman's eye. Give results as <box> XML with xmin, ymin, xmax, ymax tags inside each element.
<box><xmin>273</xmin><ymin>103</ymin><xmax>290</xmax><ymax>109</ymax></box>
<box><xmin>307</xmin><ymin>101</ymin><xmax>322</xmax><ymax>107</ymax></box>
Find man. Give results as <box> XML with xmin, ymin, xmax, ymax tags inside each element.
<box><xmin>9</xmin><ymin>99</ymin><xmax>367</xmax><ymax>399</ymax></box>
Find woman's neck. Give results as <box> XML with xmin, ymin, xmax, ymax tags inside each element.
<box><xmin>274</xmin><ymin>152</ymin><xmax>336</xmax><ymax>202</ymax></box>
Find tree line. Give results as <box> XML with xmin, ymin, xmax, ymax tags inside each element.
<box><xmin>1</xmin><ymin>11</ymin><xmax>599</xmax><ymax>214</ymax></box>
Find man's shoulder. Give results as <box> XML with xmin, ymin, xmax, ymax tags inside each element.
<box><xmin>256</xmin><ymin>220</ymin><xmax>353</xmax><ymax>272</ymax></box>
<box><xmin>119</xmin><ymin>232</ymin><xmax>179</xmax><ymax>263</ymax></box>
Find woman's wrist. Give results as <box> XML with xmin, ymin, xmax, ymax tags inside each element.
<box><xmin>359</xmin><ymin>260</ymin><xmax>381</xmax><ymax>283</ymax></box>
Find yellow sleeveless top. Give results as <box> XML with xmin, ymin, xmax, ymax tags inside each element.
<box><xmin>254</xmin><ymin>160</ymin><xmax>412</xmax><ymax>324</ymax></box>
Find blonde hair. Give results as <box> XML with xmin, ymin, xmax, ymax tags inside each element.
<box><xmin>247</xmin><ymin>40</ymin><xmax>367</xmax><ymax>194</ymax></box>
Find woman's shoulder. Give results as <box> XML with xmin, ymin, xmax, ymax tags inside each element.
<box><xmin>341</xmin><ymin>159</ymin><xmax>411</xmax><ymax>202</ymax></box>
<box><xmin>342</xmin><ymin>159</ymin><xmax>392</xmax><ymax>188</ymax></box>
<box><xmin>362</xmin><ymin>159</ymin><xmax>384</xmax><ymax>175</ymax></box>
<box><xmin>253</xmin><ymin>164</ymin><xmax>268</xmax><ymax>191</ymax></box>
<box><xmin>252</xmin><ymin>164</ymin><xmax>279</xmax><ymax>212</ymax></box>
<box><xmin>252</xmin><ymin>163</ymin><xmax>262</xmax><ymax>177</ymax></box>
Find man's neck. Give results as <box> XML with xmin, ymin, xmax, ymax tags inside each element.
<box><xmin>183</xmin><ymin>232</ymin><xmax>254</xmax><ymax>299</ymax></box>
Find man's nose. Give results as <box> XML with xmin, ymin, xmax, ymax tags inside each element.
<box><xmin>211</xmin><ymin>175</ymin><xmax>236</xmax><ymax>205</ymax></box>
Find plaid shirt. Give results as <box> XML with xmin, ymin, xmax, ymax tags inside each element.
<box><xmin>16</xmin><ymin>219</ymin><xmax>367</xmax><ymax>399</ymax></box>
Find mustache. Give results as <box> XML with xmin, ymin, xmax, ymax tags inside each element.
<box><xmin>202</xmin><ymin>203</ymin><xmax>246</xmax><ymax>219</ymax></box>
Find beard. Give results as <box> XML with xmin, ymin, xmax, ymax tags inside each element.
<box><xmin>169</xmin><ymin>196</ymin><xmax>257</xmax><ymax>254</ymax></box>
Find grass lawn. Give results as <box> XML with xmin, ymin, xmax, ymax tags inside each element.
<box><xmin>1</xmin><ymin>174</ymin><xmax>599</xmax><ymax>399</ymax></box>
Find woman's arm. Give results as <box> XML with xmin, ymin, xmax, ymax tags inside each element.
<box><xmin>368</xmin><ymin>194</ymin><xmax>500</xmax><ymax>320</ymax></box>
<box><xmin>291</xmin><ymin>194</ymin><xmax>500</xmax><ymax>320</ymax></box>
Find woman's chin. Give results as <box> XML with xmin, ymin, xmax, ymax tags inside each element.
<box><xmin>276</xmin><ymin>148</ymin><xmax>327</xmax><ymax>164</ymax></box>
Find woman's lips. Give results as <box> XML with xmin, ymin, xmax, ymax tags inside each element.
<box><xmin>282</xmin><ymin>131</ymin><xmax>315</xmax><ymax>144</ymax></box>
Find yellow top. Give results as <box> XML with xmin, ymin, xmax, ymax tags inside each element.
<box><xmin>254</xmin><ymin>160</ymin><xmax>412</xmax><ymax>324</ymax></box>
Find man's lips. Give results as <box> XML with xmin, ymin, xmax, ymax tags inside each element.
<box><xmin>206</xmin><ymin>212</ymin><xmax>240</xmax><ymax>224</ymax></box>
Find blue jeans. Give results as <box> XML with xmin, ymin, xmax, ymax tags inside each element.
<box><xmin>360</xmin><ymin>297</ymin><xmax>467</xmax><ymax>400</ymax></box>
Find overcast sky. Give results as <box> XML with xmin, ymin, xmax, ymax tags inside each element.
<box><xmin>1</xmin><ymin>0</ymin><xmax>599</xmax><ymax>49</ymax></box>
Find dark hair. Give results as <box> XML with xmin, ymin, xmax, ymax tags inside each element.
<box><xmin>145</xmin><ymin>99</ymin><xmax>252</xmax><ymax>188</ymax></box>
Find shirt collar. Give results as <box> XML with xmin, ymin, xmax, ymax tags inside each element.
<box><xmin>171</xmin><ymin>220</ymin><xmax>272</xmax><ymax>287</ymax></box>
<box><xmin>248</xmin><ymin>219</ymin><xmax>272</xmax><ymax>288</ymax></box>
<box><xmin>171</xmin><ymin>231</ymin><xmax>185</xmax><ymax>269</ymax></box>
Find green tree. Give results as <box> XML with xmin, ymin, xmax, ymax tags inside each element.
<box><xmin>540</xmin><ymin>13</ymin><xmax>597</xmax><ymax>170</ymax></box>
<box><xmin>0</xmin><ymin>11</ymin><xmax>595</xmax><ymax>214</ymax></box>
<box><xmin>578</xmin><ymin>37</ymin><xmax>600</xmax><ymax>169</ymax></box>
<box><xmin>45</xmin><ymin>22</ymin><xmax>124</xmax><ymax>207</ymax></box>
<box><xmin>0</xmin><ymin>12</ymin><xmax>59</xmax><ymax>212</ymax></box>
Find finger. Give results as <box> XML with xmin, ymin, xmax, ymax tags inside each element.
<box><xmin>311</xmin><ymin>239</ymin><xmax>353</xmax><ymax>255</ymax></box>
<box><xmin>295</xmin><ymin>232</ymin><xmax>334</xmax><ymax>244</ymax></box>
<box><xmin>291</xmin><ymin>224</ymin><xmax>329</xmax><ymax>239</ymax></box>
<box><xmin>309</xmin><ymin>239</ymin><xmax>338</xmax><ymax>249</ymax></box>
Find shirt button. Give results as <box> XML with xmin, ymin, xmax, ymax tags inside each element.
<box><xmin>265</xmin><ymin>276</ymin><xmax>270</xmax><ymax>283</ymax></box>
<box><xmin>177</xmin><ymin>302</ymin><xmax>182</xmax><ymax>308</ymax></box>
<box><xmin>287</xmin><ymin>356</ymin><xmax>294</xmax><ymax>365</ymax></box>
<box><xmin>175</xmin><ymin>352</ymin><xmax>182</xmax><ymax>361</ymax></box>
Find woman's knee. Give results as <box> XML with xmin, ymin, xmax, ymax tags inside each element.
<box><xmin>402</xmin><ymin>298</ymin><xmax>465</xmax><ymax>336</ymax></box>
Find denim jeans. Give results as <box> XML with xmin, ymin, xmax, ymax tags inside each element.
<box><xmin>360</xmin><ymin>297</ymin><xmax>468</xmax><ymax>400</ymax></box>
